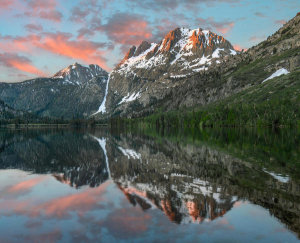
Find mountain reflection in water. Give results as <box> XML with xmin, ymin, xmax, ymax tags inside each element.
<box><xmin>0</xmin><ymin>128</ymin><xmax>299</xmax><ymax>242</ymax></box>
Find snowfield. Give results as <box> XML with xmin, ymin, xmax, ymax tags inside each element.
<box><xmin>262</xmin><ymin>68</ymin><xmax>290</xmax><ymax>83</ymax></box>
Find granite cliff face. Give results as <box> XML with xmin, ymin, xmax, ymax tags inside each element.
<box><xmin>0</xmin><ymin>63</ymin><xmax>108</xmax><ymax>119</ymax></box>
<box><xmin>96</xmin><ymin>14</ymin><xmax>300</xmax><ymax>118</ymax></box>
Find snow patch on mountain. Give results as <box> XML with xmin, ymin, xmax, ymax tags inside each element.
<box><xmin>118</xmin><ymin>91</ymin><xmax>141</xmax><ymax>105</ymax></box>
<box><xmin>262</xmin><ymin>68</ymin><xmax>290</xmax><ymax>83</ymax></box>
<box><xmin>212</xmin><ymin>48</ymin><xmax>224</xmax><ymax>58</ymax></box>
<box><xmin>263</xmin><ymin>169</ymin><xmax>289</xmax><ymax>183</ymax></box>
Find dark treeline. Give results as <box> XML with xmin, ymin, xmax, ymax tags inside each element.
<box><xmin>0</xmin><ymin>116</ymin><xmax>108</xmax><ymax>128</ymax></box>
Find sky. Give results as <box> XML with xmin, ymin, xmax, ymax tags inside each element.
<box><xmin>0</xmin><ymin>0</ymin><xmax>298</xmax><ymax>82</ymax></box>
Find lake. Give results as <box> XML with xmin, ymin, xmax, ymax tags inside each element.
<box><xmin>0</xmin><ymin>127</ymin><xmax>299</xmax><ymax>242</ymax></box>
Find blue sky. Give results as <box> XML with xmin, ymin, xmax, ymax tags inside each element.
<box><xmin>0</xmin><ymin>0</ymin><xmax>298</xmax><ymax>82</ymax></box>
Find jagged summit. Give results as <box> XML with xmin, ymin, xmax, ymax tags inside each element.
<box><xmin>53</xmin><ymin>63</ymin><xmax>108</xmax><ymax>85</ymax></box>
<box><xmin>117</xmin><ymin>27</ymin><xmax>237</xmax><ymax>75</ymax></box>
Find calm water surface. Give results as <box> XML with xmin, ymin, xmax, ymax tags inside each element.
<box><xmin>0</xmin><ymin>128</ymin><xmax>299</xmax><ymax>242</ymax></box>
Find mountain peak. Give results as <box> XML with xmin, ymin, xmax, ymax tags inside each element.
<box><xmin>134</xmin><ymin>41</ymin><xmax>152</xmax><ymax>57</ymax></box>
<box><xmin>119</xmin><ymin>46</ymin><xmax>137</xmax><ymax>66</ymax></box>
<box><xmin>52</xmin><ymin>63</ymin><xmax>108</xmax><ymax>85</ymax></box>
<box><xmin>116</xmin><ymin>26</ymin><xmax>236</xmax><ymax>75</ymax></box>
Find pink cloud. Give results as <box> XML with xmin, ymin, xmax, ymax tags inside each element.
<box><xmin>153</xmin><ymin>18</ymin><xmax>180</xmax><ymax>42</ymax></box>
<box><xmin>275</xmin><ymin>19</ymin><xmax>287</xmax><ymax>26</ymax></box>
<box><xmin>197</xmin><ymin>17</ymin><xmax>235</xmax><ymax>35</ymax></box>
<box><xmin>37</xmin><ymin>10</ymin><xmax>62</xmax><ymax>22</ymax></box>
<box><xmin>0</xmin><ymin>52</ymin><xmax>45</xmax><ymax>76</ymax></box>
<box><xmin>2</xmin><ymin>0</ymin><xmax>15</xmax><ymax>8</ymax></box>
<box><xmin>33</xmin><ymin>181</ymin><xmax>110</xmax><ymax>218</ymax></box>
<box><xmin>35</xmin><ymin>32</ymin><xmax>109</xmax><ymax>70</ymax></box>
<box><xmin>0</xmin><ymin>31</ymin><xmax>110</xmax><ymax>71</ymax></box>
<box><xmin>0</xmin><ymin>181</ymin><xmax>110</xmax><ymax>219</ymax></box>
<box><xmin>216</xmin><ymin>22</ymin><xmax>235</xmax><ymax>35</ymax></box>
<box><xmin>103</xmin><ymin>13</ymin><xmax>153</xmax><ymax>47</ymax></box>
<box><xmin>23</xmin><ymin>0</ymin><xmax>62</xmax><ymax>22</ymax></box>
<box><xmin>0</xmin><ymin>34</ymin><xmax>41</xmax><ymax>52</ymax></box>
<box><xmin>233</xmin><ymin>44</ymin><xmax>247</xmax><ymax>51</ymax></box>
<box><xmin>103</xmin><ymin>207</ymin><xmax>151</xmax><ymax>238</ymax></box>
<box><xmin>26</xmin><ymin>0</ymin><xmax>57</xmax><ymax>10</ymax></box>
<box><xmin>249</xmin><ymin>35</ymin><xmax>266</xmax><ymax>43</ymax></box>
<box><xmin>25</xmin><ymin>24</ymin><xmax>43</xmax><ymax>32</ymax></box>
<box><xmin>24</xmin><ymin>10</ymin><xmax>62</xmax><ymax>22</ymax></box>
<box><xmin>70</xmin><ymin>6</ymin><xmax>92</xmax><ymax>23</ymax></box>
<box><xmin>8</xmin><ymin>177</ymin><xmax>46</xmax><ymax>193</ymax></box>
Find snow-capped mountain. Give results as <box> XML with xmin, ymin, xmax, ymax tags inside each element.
<box><xmin>0</xmin><ymin>63</ymin><xmax>109</xmax><ymax>118</ymax></box>
<box><xmin>117</xmin><ymin>27</ymin><xmax>236</xmax><ymax>76</ymax></box>
<box><xmin>53</xmin><ymin>63</ymin><xmax>107</xmax><ymax>85</ymax></box>
<box><xmin>98</xmin><ymin>27</ymin><xmax>238</xmax><ymax>117</ymax></box>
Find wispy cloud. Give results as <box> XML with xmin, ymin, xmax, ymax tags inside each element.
<box><xmin>197</xmin><ymin>17</ymin><xmax>235</xmax><ymax>35</ymax></box>
<box><xmin>24</xmin><ymin>24</ymin><xmax>43</xmax><ymax>32</ymax></box>
<box><xmin>0</xmin><ymin>32</ymin><xmax>111</xmax><ymax>71</ymax></box>
<box><xmin>0</xmin><ymin>52</ymin><xmax>45</xmax><ymax>76</ymax></box>
<box><xmin>275</xmin><ymin>19</ymin><xmax>287</xmax><ymax>25</ymax></box>
<box><xmin>35</xmin><ymin>32</ymin><xmax>110</xmax><ymax>70</ymax></box>
<box><xmin>22</xmin><ymin>0</ymin><xmax>63</xmax><ymax>22</ymax></box>
<box><xmin>254</xmin><ymin>12</ymin><xmax>266</xmax><ymax>18</ymax></box>
<box><xmin>127</xmin><ymin>0</ymin><xmax>241</xmax><ymax>11</ymax></box>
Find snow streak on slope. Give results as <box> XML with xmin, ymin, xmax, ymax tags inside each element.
<box><xmin>263</xmin><ymin>169</ymin><xmax>289</xmax><ymax>183</ymax></box>
<box><xmin>262</xmin><ymin>68</ymin><xmax>290</xmax><ymax>83</ymax></box>
<box><xmin>93</xmin><ymin>73</ymin><xmax>111</xmax><ymax>115</ymax></box>
<box><xmin>118</xmin><ymin>146</ymin><xmax>142</xmax><ymax>160</ymax></box>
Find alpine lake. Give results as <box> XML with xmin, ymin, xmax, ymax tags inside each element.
<box><xmin>0</xmin><ymin>127</ymin><xmax>299</xmax><ymax>242</ymax></box>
